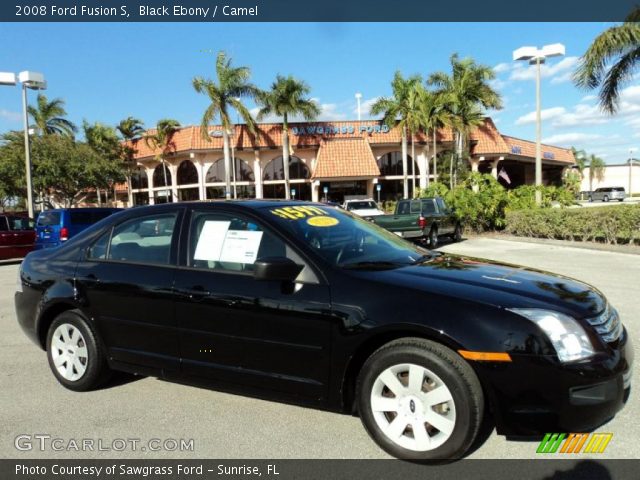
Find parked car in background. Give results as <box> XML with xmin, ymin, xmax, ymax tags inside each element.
<box><xmin>589</xmin><ymin>187</ymin><xmax>626</xmax><ymax>202</ymax></box>
<box><xmin>0</xmin><ymin>214</ymin><xmax>35</xmax><ymax>260</ymax></box>
<box><xmin>371</xmin><ymin>197</ymin><xmax>461</xmax><ymax>248</ymax></box>
<box><xmin>343</xmin><ymin>199</ymin><xmax>385</xmax><ymax>217</ymax></box>
<box><xmin>35</xmin><ymin>208</ymin><xmax>121</xmax><ymax>249</ymax></box>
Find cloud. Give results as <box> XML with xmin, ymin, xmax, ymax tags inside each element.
<box><xmin>515</xmin><ymin>107</ymin><xmax>567</xmax><ymax>125</ymax></box>
<box><xmin>493</xmin><ymin>63</ymin><xmax>511</xmax><ymax>74</ymax></box>
<box><xmin>0</xmin><ymin>109</ymin><xmax>21</xmax><ymax>123</ymax></box>
<box><xmin>317</xmin><ymin>103</ymin><xmax>348</xmax><ymax>121</ymax></box>
<box><xmin>355</xmin><ymin>96</ymin><xmax>380</xmax><ymax>118</ymax></box>
<box><xmin>509</xmin><ymin>56</ymin><xmax>579</xmax><ymax>83</ymax></box>
<box><xmin>580</xmin><ymin>94</ymin><xmax>597</xmax><ymax>103</ymax></box>
<box><xmin>542</xmin><ymin>132</ymin><xmax>603</xmax><ymax>145</ymax></box>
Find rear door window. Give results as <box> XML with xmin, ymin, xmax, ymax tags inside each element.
<box><xmin>105</xmin><ymin>213</ymin><xmax>178</xmax><ymax>265</ymax></box>
<box><xmin>37</xmin><ymin>212</ymin><xmax>61</xmax><ymax>226</ymax></box>
<box><xmin>8</xmin><ymin>217</ymin><xmax>34</xmax><ymax>230</ymax></box>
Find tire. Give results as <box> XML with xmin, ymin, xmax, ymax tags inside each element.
<box><xmin>356</xmin><ymin>338</ymin><xmax>484</xmax><ymax>461</ymax></box>
<box><xmin>46</xmin><ymin>309</ymin><xmax>111</xmax><ymax>391</ymax></box>
<box><xmin>603</xmin><ymin>195</ymin><xmax>609</xmax><ymax>202</ymax></box>
<box><xmin>451</xmin><ymin>224</ymin><xmax>462</xmax><ymax>243</ymax></box>
<box><xmin>618</xmin><ymin>199</ymin><xmax>624</xmax><ymax>202</ymax></box>
<box><xmin>427</xmin><ymin>227</ymin><xmax>438</xmax><ymax>249</ymax></box>
<box><xmin>589</xmin><ymin>196</ymin><xmax>593</xmax><ymax>202</ymax></box>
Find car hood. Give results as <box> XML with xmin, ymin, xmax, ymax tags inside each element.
<box><xmin>362</xmin><ymin>253</ymin><xmax>606</xmax><ymax>319</ymax></box>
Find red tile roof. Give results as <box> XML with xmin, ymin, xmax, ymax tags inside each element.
<box><xmin>126</xmin><ymin>118</ymin><xmax>573</xmax><ymax>165</ymax></box>
<box><xmin>312</xmin><ymin>138</ymin><xmax>381</xmax><ymax>179</ymax></box>
<box><xmin>501</xmin><ymin>135</ymin><xmax>575</xmax><ymax>164</ymax></box>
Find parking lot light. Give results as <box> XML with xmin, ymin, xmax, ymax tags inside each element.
<box><xmin>513</xmin><ymin>44</ymin><xmax>565</xmax><ymax>205</ymax></box>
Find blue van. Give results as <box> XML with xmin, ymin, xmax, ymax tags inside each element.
<box><xmin>35</xmin><ymin>208</ymin><xmax>121</xmax><ymax>249</ymax></box>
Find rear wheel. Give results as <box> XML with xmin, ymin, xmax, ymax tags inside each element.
<box><xmin>46</xmin><ymin>310</ymin><xmax>111</xmax><ymax>391</ymax></box>
<box><xmin>356</xmin><ymin>338</ymin><xmax>484</xmax><ymax>460</ymax></box>
<box><xmin>427</xmin><ymin>227</ymin><xmax>438</xmax><ymax>249</ymax></box>
<box><xmin>451</xmin><ymin>224</ymin><xmax>462</xmax><ymax>242</ymax></box>
<box><xmin>603</xmin><ymin>195</ymin><xmax>610</xmax><ymax>202</ymax></box>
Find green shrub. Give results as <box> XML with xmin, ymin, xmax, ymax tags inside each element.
<box><xmin>505</xmin><ymin>205</ymin><xmax>640</xmax><ymax>245</ymax></box>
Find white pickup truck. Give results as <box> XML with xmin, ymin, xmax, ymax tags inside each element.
<box><xmin>342</xmin><ymin>198</ymin><xmax>385</xmax><ymax>217</ymax></box>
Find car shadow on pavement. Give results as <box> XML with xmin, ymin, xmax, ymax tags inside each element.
<box><xmin>101</xmin><ymin>371</ymin><xmax>146</xmax><ymax>390</ymax></box>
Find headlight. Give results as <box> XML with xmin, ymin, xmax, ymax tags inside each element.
<box><xmin>509</xmin><ymin>308</ymin><xmax>595</xmax><ymax>362</ymax></box>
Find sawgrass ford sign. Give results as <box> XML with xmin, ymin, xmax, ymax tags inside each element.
<box><xmin>292</xmin><ymin>124</ymin><xmax>391</xmax><ymax>136</ymax></box>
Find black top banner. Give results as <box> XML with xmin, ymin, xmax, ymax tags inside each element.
<box><xmin>2</xmin><ymin>0</ymin><xmax>639</xmax><ymax>22</ymax></box>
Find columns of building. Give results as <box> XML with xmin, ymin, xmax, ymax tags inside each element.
<box><xmin>253</xmin><ymin>150</ymin><xmax>263</xmax><ymax>199</ymax></box>
<box><xmin>491</xmin><ymin>157</ymin><xmax>503</xmax><ymax>179</ymax></box>
<box><xmin>418</xmin><ymin>148</ymin><xmax>428</xmax><ymax>189</ymax></box>
<box><xmin>145</xmin><ymin>167</ymin><xmax>155</xmax><ymax>205</ymax></box>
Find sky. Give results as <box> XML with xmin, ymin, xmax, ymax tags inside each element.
<box><xmin>1</xmin><ymin>22</ymin><xmax>638</xmax><ymax>164</ymax></box>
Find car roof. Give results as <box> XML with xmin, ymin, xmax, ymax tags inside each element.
<box><xmin>124</xmin><ymin>199</ymin><xmax>328</xmax><ymax>215</ymax></box>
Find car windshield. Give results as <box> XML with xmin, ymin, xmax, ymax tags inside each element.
<box><xmin>263</xmin><ymin>204</ymin><xmax>432</xmax><ymax>268</ymax></box>
<box><xmin>347</xmin><ymin>201</ymin><xmax>378</xmax><ymax>210</ymax></box>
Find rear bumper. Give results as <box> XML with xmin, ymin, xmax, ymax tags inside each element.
<box><xmin>476</xmin><ymin>329</ymin><xmax>633</xmax><ymax>436</ymax></box>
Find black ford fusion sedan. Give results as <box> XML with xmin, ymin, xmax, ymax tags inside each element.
<box><xmin>15</xmin><ymin>201</ymin><xmax>632</xmax><ymax>460</ymax></box>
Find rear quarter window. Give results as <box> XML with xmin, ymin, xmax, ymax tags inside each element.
<box><xmin>37</xmin><ymin>211</ymin><xmax>61</xmax><ymax>226</ymax></box>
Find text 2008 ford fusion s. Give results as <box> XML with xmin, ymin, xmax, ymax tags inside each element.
<box><xmin>15</xmin><ymin>201</ymin><xmax>632</xmax><ymax>460</ymax></box>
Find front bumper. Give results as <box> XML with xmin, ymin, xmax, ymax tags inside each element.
<box><xmin>475</xmin><ymin>328</ymin><xmax>633</xmax><ymax>436</ymax></box>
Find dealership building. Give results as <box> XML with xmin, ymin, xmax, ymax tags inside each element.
<box><xmin>116</xmin><ymin>118</ymin><xmax>575</xmax><ymax>206</ymax></box>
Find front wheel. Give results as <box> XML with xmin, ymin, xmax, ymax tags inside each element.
<box><xmin>356</xmin><ymin>338</ymin><xmax>484</xmax><ymax>460</ymax></box>
<box><xmin>46</xmin><ymin>310</ymin><xmax>111</xmax><ymax>391</ymax></box>
<box><xmin>603</xmin><ymin>195</ymin><xmax>610</xmax><ymax>202</ymax></box>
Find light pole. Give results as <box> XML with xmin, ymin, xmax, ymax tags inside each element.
<box><xmin>355</xmin><ymin>92</ymin><xmax>362</xmax><ymax>121</ymax></box>
<box><xmin>1</xmin><ymin>71</ymin><xmax>46</xmax><ymax>219</ymax></box>
<box><xmin>513</xmin><ymin>44</ymin><xmax>565</xmax><ymax>205</ymax></box>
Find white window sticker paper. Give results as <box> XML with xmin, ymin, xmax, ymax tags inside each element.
<box><xmin>219</xmin><ymin>230</ymin><xmax>264</xmax><ymax>264</ymax></box>
<box><xmin>193</xmin><ymin>221</ymin><xmax>230</xmax><ymax>261</ymax></box>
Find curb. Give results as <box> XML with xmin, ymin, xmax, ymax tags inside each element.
<box><xmin>468</xmin><ymin>233</ymin><xmax>640</xmax><ymax>256</ymax></box>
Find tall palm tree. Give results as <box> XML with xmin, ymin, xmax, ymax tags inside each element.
<box><xmin>406</xmin><ymin>82</ymin><xmax>428</xmax><ymax>195</ymax></box>
<box><xmin>144</xmin><ymin>119</ymin><xmax>181</xmax><ymax>202</ymax></box>
<box><xmin>27</xmin><ymin>94</ymin><xmax>76</xmax><ymax>137</ymax></box>
<box><xmin>429</xmin><ymin>54</ymin><xmax>502</xmax><ymax>187</ymax></box>
<box><xmin>573</xmin><ymin>8</ymin><xmax>640</xmax><ymax>114</ymax></box>
<box><xmin>588</xmin><ymin>154</ymin><xmax>606</xmax><ymax>191</ymax></box>
<box><xmin>193</xmin><ymin>51</ymin><xmax>260</xmax><ymax>200</ymax></box>
<box><xmin>117</xmin><ymin>117</ymin><xmax>145</xmax><ymax>206</ymax></box>
<box><xmin>257</xmin><ymin>75</ymin><xmax>320</xmax><ymax>199</ymax></box>
<box><xmin>371</xmin><ymin>72</ymin><xmax>423</xmax><ymax>198</ymax></box>
<box><xmin>418</xmin><ymin>89</ymin><xmax>452</xmax><ymax>185</ymax></box>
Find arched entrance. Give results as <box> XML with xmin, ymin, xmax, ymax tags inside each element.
<box><xmin>205</xmin><ymin>157</ymin><xmax>255</xmax><ymax>199</ymax></box>
<box><xmin>377</xmin><ymin>151</ymin><xmax>419</xmax><ymax>200</ymax></box>
<box><xmin>177</xmin><ymin>160</ymin><xmax>200</xmax><ymax>201</ymax></box>
<box><xmin>262</xmin><ymin>156</ymin><xmax>311</xmax><ymax>200</ymax></box>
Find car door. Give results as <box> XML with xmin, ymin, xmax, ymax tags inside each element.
<box><xmin>435</xmin><ymin>197</ymin><xmax>454</xmax><ymax>234</ymax></box>
<box><xmin>75</xmin><ymin>208</ymin><xmax>184</xmax><ymax>373</ymax></box>
<box><xmin>0</xmin><ymin>216</ymin><xmax>17</xmax><ymax>260</ymax></box>
<box><xmin>7</xmin><ymin>216</ymin><xmax>36</xmax><ymax>257</ymax></box>
<box><xmin>174</xmin><ymin>206</ymin><xmax>333</xmax><ymax>400</ymax></box>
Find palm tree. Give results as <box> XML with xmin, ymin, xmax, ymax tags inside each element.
<box><xmin>570</xmin><ymin>147</ymin><xmax>588</xmax><ymax>175</ymax></box>
<box><xmin>573</xmin><ymin>8</ymin><xmax>640</xmax><ymax>114</ymax></box>
<box><xmin>588</xmin><ymin>154</ymin><xmax>606</xmax><ymax>192</ymax></box>
<box><xmin>257</xmin><ymin>75</ymin><xmax>320</xmax><ymax>199</ymax></box>
<box><xmin>117</xmin><ymin>117</ymin><xmax>145</xmax><ymax>205</ymax></box>
<box><xmin>418</xmin><ymin>89</ymin><xmax>452</xmax><ymax>185</ymax></box>
<box><xmin>27</xmin><ymin>94</ymin><xmax>76</xmax><ymax>137</ymax></box>
<box><xmin>193</xmin><ymin>51</ymin><xmax>260</xmax><ymax>200</ymax></box>
<box><xmin>144</xmin><ymin>119</ymin><xmax>181</xmax><ymax>202</ymax></box>
<box><xmin>429</xmin><ymin>54</ymin><xmax>502</xmax><ymax>187</ymax></box>
<box><xmin>371</xmin><ymin>72</ymin><xmax>423</xmax><ymax>198</ymax></box>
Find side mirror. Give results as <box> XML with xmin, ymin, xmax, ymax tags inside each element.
<box><xmin>254</xmin><ymin>256</ymin><xmax>303</xmax><ymax>282</ymax></box>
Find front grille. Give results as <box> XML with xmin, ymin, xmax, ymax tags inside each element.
<box><xmin>585</xmin><ymin>304</ymin><xmax>623</xmax><ymax>343</ymax></box>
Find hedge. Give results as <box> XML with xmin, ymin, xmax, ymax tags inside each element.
<box><xmin>505</xmin><ymin>205</ymin><xmax>640</xmax><ymax>245</ymax></box>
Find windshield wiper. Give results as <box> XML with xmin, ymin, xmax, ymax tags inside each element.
<box><xmin>410</xmin><ymin>253</ymin><xmax>434</xmax><ymax>265</ymax></box>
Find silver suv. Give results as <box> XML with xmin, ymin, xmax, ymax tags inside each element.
<box><xmin>590</xmin><ymin>187</ymin><xmax>626</xmax><ymax>202</ymax></box>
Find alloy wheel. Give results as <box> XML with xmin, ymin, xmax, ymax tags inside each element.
<box><xmin>370</xmin><ymin>363</ymin><xmax>456</xmax><ymax>451</ymax></box>
<box><xmin>50</xmin><ymin>323</ymin><xmax>89</xmax><ymax>382</ymax></box>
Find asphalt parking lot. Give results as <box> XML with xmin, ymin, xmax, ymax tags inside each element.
<box><xmin>0</xmin><ymin>237</ymin><xmax>637</xmax><ymax>460</ymax></box>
